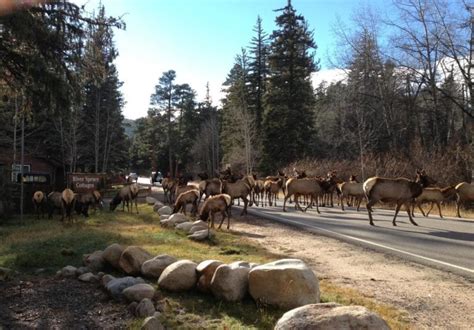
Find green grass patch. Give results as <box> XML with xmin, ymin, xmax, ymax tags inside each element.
<box><xmin>0</xmin><ymin>204</ymin><xmax>411</xmax><ymax>328</ymax></box>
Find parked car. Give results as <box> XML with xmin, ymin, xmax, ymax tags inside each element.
<box><xmin>127</xmin><ymin>172</ymin><xmax>138</xmax><ymax>182</ymax></box>
<box><xmin>151</xmin><ymin>171</ymin><xmax>163</xmax><ymax>185</ymax></box>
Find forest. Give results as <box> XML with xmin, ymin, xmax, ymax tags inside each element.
<box><xmin>0</xmin><ymin>0</ymin><xmax>473</xmax><ymax>188</ymax></box>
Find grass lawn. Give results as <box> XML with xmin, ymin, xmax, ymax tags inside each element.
<box><xmin>0</xmin><ymin>205</ymin><xmax>410</xmax><ymax>329</ymax></box>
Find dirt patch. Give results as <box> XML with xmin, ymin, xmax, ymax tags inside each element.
<box><xmin>232</xmin><ymin>215</ymin><xmax>474</xmax><ymax>329</ymax></box>
<box><xmin>0</xmin><ymin>277</ymin><xmax>130</xmax><ymax>329</ymax></box>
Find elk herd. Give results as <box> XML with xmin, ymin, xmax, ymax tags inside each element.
<box><xmin>164</xmin><ymin>168</ymin><xmax>474</xmax><ymax>228</ymax></box>
<box><xmin>30</xmin><ymin>167</ymin><xmax>474</xmax><ymax>228</ymax></box>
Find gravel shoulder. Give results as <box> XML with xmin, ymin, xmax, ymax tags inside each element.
<box><xmin>231</xmin><ymin>215</ymin><xmax>474</xmax><ymax>329</ymax></box>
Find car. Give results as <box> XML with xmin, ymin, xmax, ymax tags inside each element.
<box><xmin>151</xmin><ymin>171</ymin><xmax>163</xmax><ymax>185</ymax></box>
<box><xmin>127</xmin><ymin>172</ymin><xmax>138</xmax><ymax>182</ymax></box>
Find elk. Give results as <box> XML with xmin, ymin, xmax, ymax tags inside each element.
<box><xmin>162</xmin><ymin>177</ymin><xmax>177</xmax><ymax>204</ymax></box>
<box><xmin>283</xmin><ymin>178</ymin><xmax>323</xmax><ymax>213</ymax></box>
<box><xmin>47</xmin><ymin>191</ymin><xmax>62</xmax><ymax>219</ymax></box>
<box><xmin>222</xmin><ymin>175</ymin><xmax>255</xmax><ymax>216</ymax></box>
<box><xmin>363</xmin><ymin>170</ymin><xmax>435</xmax><ymax>226</ymax></box>
<box><xmin>32</xmin><ymin>191</ymin><xmax>46</xmax><ymax>219</ymax></box>
<box><xmin>455</xmin><ymin>182</ymin><xmax>474</xmax><ymax>218</ymax></box>
<box><xmin>61</xmin><ymin>188</ymin><xmax>76</xmax><ymax>223</ymax></box>
<box><xmin>109</xmin><ymin>183</ymin><xmax>140</xmax><ymax>213</ymax></box>
<box><xmin>411</xmin><ymin>186</ymin><xmax>456</xmax><ymax>218</ymax></box>
<box><xmin>199</xmin><ymin>178</ymin><xmax>223</xmax><ymax>203</ymax></box>
<box><xmin>252</xmin><ymin>179</ymin><xmax>265</xmax><ymax>207</ymax></box>
<box><xmin>264</xmin><ymin>178</ymin><xmax>283</xmax><ymax>207</ymax></box>
<box><xmin>75</xmin><ymin>190</ymin><xmax>103</xmax><ymax>217</ymax></box>
<box><xmin>199</xmin><ymin>193</ymin><xmax>232</xmax><ymax>235</ymax></box>
<box><xmin>339</xmin><ymin>175</ymin><xmax>365</xmax><ymax>211</ymax></box>
<box><xmin>173</xmin><ymin>189</ymin><xmax>199</xmax><ymax>216</ymax></box>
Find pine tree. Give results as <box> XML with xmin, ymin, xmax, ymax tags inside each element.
<box><xmin>248</xmin><ymin>16</ymin><xmax>269</xmax><ymax>131</ymax></box>
<box><xmin>261</xmin><ymin>0</ymin><xmax>319</xmax><ymax>171</ymax></box>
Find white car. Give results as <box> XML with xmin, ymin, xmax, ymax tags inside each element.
<box><xmin>151</xmin><ymin>171</ymin><xmax>163</xmax><ymax>185</ymax></box>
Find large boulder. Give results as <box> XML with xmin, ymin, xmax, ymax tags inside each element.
<box><xmin>106</xmin><ymin>276</ymin><xmax>146</xmax><ymax>300</ymax></box>
<box><xmin>167</xmin><ymin>213</ymin><xmax>188</xmax><ymax>226</ymax></box>
<box><xmin>274</xmin><ymin>303</ymin><xmax>390</xmax><ymax>330</ymax></box>
<box><xmin>59</xmin><ymin>265</ymin><xmax>77</xmax><ymax>278</ymax></box>
<box><xmin>196</xmin><ymin>260</ymin><xmax>224</xmax><ymax>293</ymax></box>
<box><xmin>119</xmin><ymin>246</ymin><xmax>153</xmax><ymax>275</ymax></box>
<box><xmin>78</xmin><ymin>272</ymin><xmax>98</xmax><ymax>283</ymax></box>
<box><xmin>141</xmin><ymin>255</ymin><xmax>177</xmax><ymax>278</ymax></box>
<box><xmin>123</xmin><ymin>283</ymin><xmax>156</xmax><ymax>302</ymax></box>
<box><xmin>157</xmin><ymin>206</ymin><xmax>172</xmax><ymax>216</ymax></box>
<box><xmin>157</xmin><ymin>260</ymin><xmax>197</xmax><ymax>292</ymax></box>
<box><xmin>102</xmin><ymin>243</ymin><xmax>126</xmax><ymax>269</ymax></box>
<box><xmin>210</xmin><ymin>261</ymin><xmax>250</xmax><ymax>302</ymax></box>
<box><xmin>82</xmin><ymin>250</ymin><xmax>105</xmax><ymax>272</ymax></box>
<box><xmin>249</xmin><ymin>259</ymin><xmax>319</xmax><ymax>310</ymax></box>
<box><xmin>175</xmin><ymin>222</ymin><xmax>194</xmax><ymax>232</ymax></box>
<box><xmin>189</xmin><ymin>224</ymin><xmax>208</xmax><ymax>234</ymax></box>
<box><xmin>146</xmin><ymin>196</ymin><xmax>157</xmax><ymax>205</ymax></box>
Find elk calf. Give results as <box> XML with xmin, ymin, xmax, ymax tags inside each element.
<box><xmin>32</xmin><ymin>191</ymin><xmax>46</xmax><ymax>219</ymax></box>
<box><xmin>412</xmin><ymin>186</ymin><xmax>456</xmax><ymax>218</ymax></box>
<box><xmin>199</xmin><ymin>194</ymin><xmax>232</xmax><ymax>235</ymax></box>
<box><xmin>61</xmin><ymin>188</ymin><xmax>76</xmax><ymax>223</ymax></box>
<box><xmin>173</xmin><ymin>189</ymin><xmax>199</xmax><ymax>216</ymax></box>
<box><xmin>455</xmin><ymin>182</ymin><xmax>474</xmax><ymax>218</ymax></box>
<box><xmin>110</xmin><ymin>183</ymin><xmax>140</xmax><ymax>213</ymax></box>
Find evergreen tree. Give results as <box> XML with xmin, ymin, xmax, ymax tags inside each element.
<box><xmin>248</xmin><ymin>16</ymin><xmax>269</xmax><ymax>131</ymax></box>
<box><xmin>262</xmin><ymin>0</ymin><xmax>319</xmax><ymax>172</ymax></box>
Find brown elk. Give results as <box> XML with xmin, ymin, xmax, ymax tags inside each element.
<box><xmin>199</xmin><ymin>178</ymin><xmax>223</xmax><ymax>203</ymax></box>
<box><xmin>32</xmin><ymin>191</ymin><xmax>46</xmax><ymax>219</ymax></box>
<box><xmin>199</xmin><ymin>193</ymin><xmax>232</xmax><ymax>235</ymax></box>
<box><xmin>252</xmin><ymin>179</ymin><xmax>265</xmax><ymax>206</ymax></box>
<box><xmin>222</xmin><ymin>175</ymin><xmax>255</xmax><ymax>216</ymax></box>
<box><xmin>363</xmin><ymin>170</ymin><xmax>436</xmax><ymax>226</ymax></box>
<box><xmin>339</xmin><ymin>175</ymin><xmax>364</xmax><ymax>211</ymax></box>
<box><xmin>283</xmin><ymin>178</ymin><xmax>323</xmax><ymax>213</ymax></box>
<box><xmin>61</xmin><ymin>188</ymin><xmax>76</xmax><ymax>223</ymax></box>
<box><xmin>75</xmin><ymin>190</ymin><xmax>103</xmax><ymax>217</ymax></box>
<box><xmin>455</xmin><ymin>182</ymin><xmax>474</xmax><ymax>218</ymax></box>
<box><xmin>162</xmin><ymin>177</ymin><xmax>177</xmax><ymax>204</ymax></box>
<box><xmin>411</xmin><ymin>186</ymin><xmax>456</xmax><ymax>218</ymax></box>
<box><xmin>109</xmin><ymin>183</ymin><xmax>140</xmax><ymax>213</ymax></box>
<box><xmin>173</xmin><ymin>189</ymin><xmax>200</xmax><ymax>216</ymax></box>
<box><xmin>264</xmin><ymin>178</ymin><xmax>283</xmax><ymax>207</ymax></box>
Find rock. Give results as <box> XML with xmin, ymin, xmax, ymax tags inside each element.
<box><xmin>157</xmin><ymin>206</ymin><xmax>172</xmax><ymax>216</ymax></box>
<box><xmin>97</xmin><ymin>272</ymin><xmax>105</xmax><ymax>279</ymax></box>
<box><xmin>146</xmin><ymin>196</ymin><xmax>157</xmax><ymax>205</ymax></box>
<box><xmin>210</xmin><ymin>262</ymin><xmax>250</xmax><ymax>302</ymax></box>
<box><xmin>141</xmin><ymin>255</ymin><xmax>177</xmax><ymax>278</ymax></box>
<box><xmin>106</xmin><ymin>276</ymin><xmax>146</xmax><ymax>300</ymax></box>
<box><xmin>136</xmin><ymin>298</ymin><xmax>155</xmax><ymax>318</ymax></box>
<box><xmin>78</xmin><ymin>272</ymin><xmax>98</xmax><ymax>283</ymax></box>
<box><xmin>160</xmin><ymin>214</ymin><xmax>170</xmax><ymax>220</ymax></box>
<box><xmin>175</xmin><ymin>222</ymin><xmax>194</xmax><ymax>232</ymax></box>
<box><xmin>248</xmin><ymin>259</ymin><xmax>319</xmax><ymax>309</ymax></box>
<box><xmin>60</xmin><ymin>265</ymin><xmax>77</xmax><ymax>278</ymax></box>
<box><xmin>101</xmin><ymin>274</ymin><xmax>115</xmax><ymax>287</ymax></box>
<box><xmin>168</xmin><ymin>213</ymin><xmax>188</xmax><ymax>225</ymax></box>
<box><xmin>188</xmin><ymin>229</ymin><xmax>213</xmax><ymax>241</ymax></box>
<box><xmin>159</xmin><ymin>219</ymin><xmax>172</xmax><ymax>227</ymax></box>
<box><xmin>157</xmin><ymin>260</ymin><xmax>197</xmax><ymax>292</ymax></box>
<box><xmin>102</xmin><ymin>243</ymin><xmax>125</xmax><ymax>269</ymax></box>
<box><xmin>192</xmin><ymin>220</ymin><xmax>207</xmax><ymax>227</ymax></box>
<box><xmin>142</xmin><ymin>316</ymin><xmax>164</xmax><ymax>330</ymax></box>
<box><xmin>274</xmin><ymin>303</ymin><xmax>390</xmax><ymax>330</ymax></box>
<box><xmin>119</xmin><ymin>246</ymin><xmax>153</xmax><ymax>275</ymax></box>
<box><xmin>0</xmin><ymin>267</ymin><xmax>14</xmax><ymax>281</ymax></box>
<box><xmin>75</xmin><ymin>266</ymin><xmax>90</xmax><ymax>276</ymax></box>
<box><xmin>123</xmin><ymin>283</ymin><xmax>156</xmax><ymax>302</ymax></box>
<box><xmin>153</xmin><ymin>201</ymin><xmax>164</xmax><ymax>212</ymax></box>
<box><xmin>189</xmin><ymin>224</ymin><xmax>208</xmax><ymax>234</ymax></box>
<box><xmin>83</xmin><ymin>250</ymin><xmax>105</xmax><ymax>272</ymax></box>
<box><xmin>196</xmin><ymin>260</ymin><xmax>224</xmax><ymax>293</ymax></box>
<box><xmin>127</xmin><ymin>301</ymin><xmax>138</xmax><ymax>315</ymax></box>
<box><xmin>34</xmin><ymin>268</ymin><xmax>47</xmax><ymax>275</ymax></box>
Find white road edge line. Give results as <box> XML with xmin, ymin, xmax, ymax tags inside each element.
<box><xmin>249</xmin><ymin>209</ymin><xmax>474</xmax><ymax>275</ymax></box>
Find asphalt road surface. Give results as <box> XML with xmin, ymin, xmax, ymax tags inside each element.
<box><xmin>240</xmin><ymin>200</ymin><xmax>474</xmax><ymax>279</ymax></box>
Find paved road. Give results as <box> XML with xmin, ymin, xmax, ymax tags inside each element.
<box><xmin>241</xmin><ymin>201</ymin><xmax>474</xmax><ymax>279</ymax></box>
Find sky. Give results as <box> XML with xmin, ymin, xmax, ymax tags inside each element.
<box><xmin>71</xmin><ymin>0</ymin><xmax>388</xmax><ymax>119</ymax></box>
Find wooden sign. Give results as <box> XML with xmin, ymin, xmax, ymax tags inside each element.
<box><xmin>69</xmin><ymin>173</ymin><xmax>104</xmax><ymax>192</ymax></box>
